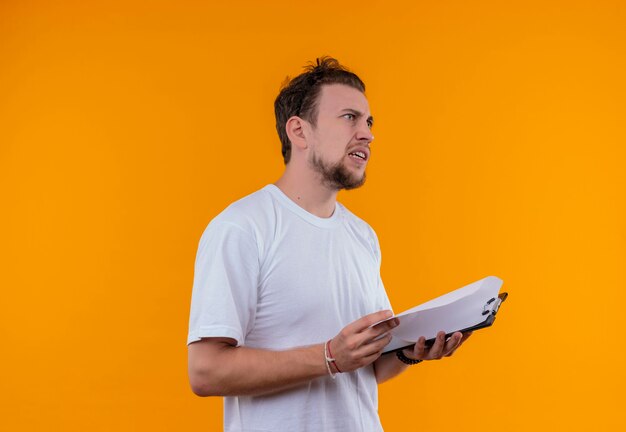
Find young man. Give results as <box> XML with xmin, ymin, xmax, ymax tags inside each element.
<box><xmin>187</xmin><ymin>57</ymin><xmax>470</xmax><ymax>431</ymax></box>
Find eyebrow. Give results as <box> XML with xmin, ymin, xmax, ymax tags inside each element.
<box><xmin>340</xmin><ymin>108</ymin><xmax>374</xmax><ymax>126</ymax></box>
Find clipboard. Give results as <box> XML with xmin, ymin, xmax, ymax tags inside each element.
<box><xmin>381</xmin><ymin>276</ymin><xmax>508</xmax><ymax>354</ymax></box>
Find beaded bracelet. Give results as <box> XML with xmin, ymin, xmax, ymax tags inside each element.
<box><xmin>396</xmin><ymin>349</ymin><xmax>423</xmax><ymax>365</ymax></box>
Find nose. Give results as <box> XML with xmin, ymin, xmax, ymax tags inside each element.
<box><xmin>356</xmin><ymin>120</ymin><xmax>374</xmax><ymax>143</ymax></box>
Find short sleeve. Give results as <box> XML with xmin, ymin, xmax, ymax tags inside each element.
<box><xmin>187</xmin><ymin>221</ymin><xmax>259</xmax><ymax>346</ymax></box>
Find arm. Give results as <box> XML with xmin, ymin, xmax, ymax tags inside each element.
<box><xmin>188</xmin><ymin>310</ymin><xmax>398</xmax><ymax>397</ymax></box>
<box><xmin>188</xmin><ymin>338</ymin><xmax>327</xmax><ymax>396</ymax></box>
<box><xmin>373</xmin><ymin>331</ymin><xmax>473</xmax><ymax>384</ymax></box>
<box><xmin>373</xmin><ymin>350</ymin><xmax>408</xmax><ymax>384</ymax></box>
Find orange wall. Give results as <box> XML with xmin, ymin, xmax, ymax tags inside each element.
<box><xmin>1</xmin><ymin>0</ymin><xmax>624</xmax><ymax>430</ymax></box>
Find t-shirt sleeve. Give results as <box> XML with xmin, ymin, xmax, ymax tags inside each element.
<box><xmin>187</xmin><ymin>221</ymin><xmax>259</xmax><ymax>346</ymax></box>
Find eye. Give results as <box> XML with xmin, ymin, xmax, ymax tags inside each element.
<box><xmin>367</xmin><ymin>120</ymin><xmax>373</xmax><ymax>129</ymax></box>
<box><xmin>343</xmin><ymin>113</ymin><xmax>356</xmax><ymax>121</ymax></box>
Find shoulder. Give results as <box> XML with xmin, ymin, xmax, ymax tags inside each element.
<box><xmin>339</xmin><ymin>203</ymin><xmax>378</xmax><ymax>237</ymax></box>
<box><xmin>210</xmin><ymin>186</ymin><xmax>273</xmax><ymax>230</ymax></box>
<box><xmin>338</xmin><ymin>203</ymin><xmax>382</xmax><ymax>258</ymax></box>
<box><xmin>198</xmin><ymin>186</ymin><xmax>278</xmax><ymax>250</ymax></box>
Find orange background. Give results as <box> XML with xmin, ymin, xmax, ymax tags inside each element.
<box><xmin>1</xmin><ymin>0</ymin><xmax>624</xmax><ymax>430</ymax></box>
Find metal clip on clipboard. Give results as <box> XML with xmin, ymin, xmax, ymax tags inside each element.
<box><xmin>477</xmin><ymin>293</ymin><xmax>509</xmax><ymax>337</ymax></box>
<box><xmin>482</xmin><ymin>292</ymin><xmax>508</xmax><ymax>316</ymax></box>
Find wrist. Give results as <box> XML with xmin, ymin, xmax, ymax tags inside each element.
<box><xmin>324</xmin><ymin>339</ymin><xmax>342</xmax><ymax>379</ymax></box>
<box><xmin>396</xmin><ymin>349</ymin><xmax>423</xmax><ymax>365</ymax></box>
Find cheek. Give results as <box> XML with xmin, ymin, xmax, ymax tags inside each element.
<box><xmin>331</xmin><ymin>145</ymin><xmax>347</xmax><ymax>161</ymax></box>
<box><xmin>316</xmin><ymin>140</ymin><xmax>342</xmax><ymax>158</ymax></box>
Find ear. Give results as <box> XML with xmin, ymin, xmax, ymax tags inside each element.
<box><xmin>285</xmin><ymin>116</ymin><xmax>309</xmax><ymax>151</ymax></box>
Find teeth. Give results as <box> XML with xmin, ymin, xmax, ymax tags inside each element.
<box><xmin>349</xmin><ymin>151</ymin><xmax>366</xmax><ymax>160</ymax></box>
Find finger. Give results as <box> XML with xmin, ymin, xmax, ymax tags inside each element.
<box><xmin>443</xmin><ymin>332</ymin><xmax>463</xmax><ymax>356</ymax></box>
<box><xmin>344</xmin><ymin>310</ymin><xmax>394</xmax><ymax>334</ymax></box>
<box><xmin>461</xmin><ymin>331</ymin><xmax>473</xmax><ymax>342</ymax></box>
<box><xmin>347</xmin><ymin>317</ymin><xmax>397</xmax><ymax>352</ymax></box>
<box><xmin>446</xmin><ymin>331</ymin><xmax>472</xmax><ymax>357</ymax></box>
<box><xmin>428</xmin><ymin>331</ymin><xmax>446</xmax><ymax>359</ymax></box>
<box><xmin>358</xmin><ymin>332</ymin><xmax>393</xmax><ymax>357</ymax></box>
<box><xmin>360</xmin><ymin>350</ymin><xmax>384</xmax><ymax>367</ymax></box>
<box><xmin>362</xmin><ymin>318</ymin><xmax>399</xmax><ymax>342</ymax></box>
<box><xmin>372</xmin><ymin>317</ymin><xmax>399</xmax><ymax>332</ymax></box>
<box><xmin>413</xmin><ymin>336</ymin><xmax>426</xmax><ymax>360</ymax></box>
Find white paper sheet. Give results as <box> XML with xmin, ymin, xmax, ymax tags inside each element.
<box><xmin>382</xmin><ymin>276</ymin><xmax>503</xmax><ymax>352</ymax></box>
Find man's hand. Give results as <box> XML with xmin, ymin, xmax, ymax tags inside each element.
<box><xmin>373</xmin><ymin>330</ymin><xmax>473</xmax><ymax>383</ymax></box>
<box><xmin>408</xmin><ymin>330</ymin><xmax>473</xmax><ymax>361</ymax></box>
<box><xmin>329</xmin><ymin>310</ymin><xmax>399</xmax><ymax>373</ymax></box>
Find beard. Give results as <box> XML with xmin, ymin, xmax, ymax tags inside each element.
<box><xmin>308</xmin><ymin>150</ymin><xmax>366</xmax><ymax>191</ymax></box>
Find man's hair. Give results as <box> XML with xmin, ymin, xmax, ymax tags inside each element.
<box><xmin>274</xmin><ymin>56</ymin><xmax>366</xmax><ymax>164</ymax></box>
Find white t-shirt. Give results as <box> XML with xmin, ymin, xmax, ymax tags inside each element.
<box><xmin>188</xmin><ymin>184</ymin><xmax>392</xmax><ymax>432</ymax></box>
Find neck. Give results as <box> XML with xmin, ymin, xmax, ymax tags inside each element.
<box><xmin>274</xmin><ymin>163</ymin><xmax>338</xmax><ymax>218</ymax></box>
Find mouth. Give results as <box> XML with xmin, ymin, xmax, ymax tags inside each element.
<box><xmin>347</xmin><ymin>149</ymin><xmax>369</xmax><ymax>163</ymax></box>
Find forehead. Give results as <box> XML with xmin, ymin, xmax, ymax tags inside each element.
<box><xmin>316</xmin><ymin>84</ymin><xmax>370</xmax><ymax>116</ymax></box>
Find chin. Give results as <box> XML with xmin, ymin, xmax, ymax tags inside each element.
<box><xmin>342</xmin><ymin>173</ymin><xmax>366</xmax><ymax>190</ymax></box>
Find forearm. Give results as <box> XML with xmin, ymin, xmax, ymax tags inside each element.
<box><xmin>189</xmin><ymin>340</ymin><xmax>328</xmax><ymax>397</ymax></box>
<box><xmin>374</xmin><ymin>351</ymin><xmax>409</xmax><ymax>384</ymax></box>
